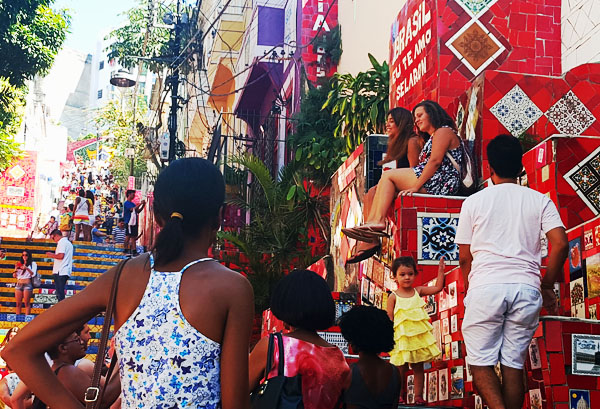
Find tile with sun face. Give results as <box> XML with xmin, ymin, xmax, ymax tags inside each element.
<box><xmin>445</xmin><ymin>19</ymin><xmax>506</xmax><ymax>76</ymax></box>
<box><xmin>564</xmin><ymin>146</ymin><xmax>600</xmax><ymax>215</ymax></box>
<box><xmin>417</xmin><ymin>212</ymin><xmax>460</xmax><ymax>265</ymax></box>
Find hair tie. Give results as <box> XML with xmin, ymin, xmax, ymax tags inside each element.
<box><xmin>170</xmin><ymin>212</ymin><xmax>183</xmax><ymax>221</ymax></box>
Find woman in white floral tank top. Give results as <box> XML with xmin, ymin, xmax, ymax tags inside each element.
<box><xmin>4</xmin><ymin>158</ymin><xmax>255</xmax><ymax>409</ymax></box>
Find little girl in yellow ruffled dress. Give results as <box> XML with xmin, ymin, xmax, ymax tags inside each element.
<box><xmin>386</xmin><ymin>256</ymin><xmax>445</xmax><ymax>406</ymax></box>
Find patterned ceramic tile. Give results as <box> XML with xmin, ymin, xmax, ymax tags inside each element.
<box><xmin>545</xmin><ymin>91</ymin><xmax>596</xmax><ymax>135</ymax></box>
<box><xmin>455</xmin><ymin>0</ymin><xmax>499</xmax><ymax>17</ymax></box>
<box><xmin>445</xmin><ymin>19</ymin><xmax>505</xmax><ymax>76</ymax></box>
<box><xmin>570</xmin><ymin>165</ymin><xmax>598</xmax><ymax>192</ymax></box>
<box><xmin>490</xmin><ymin>85</ymin><xmax>543</xmax><ymax>137</ymax></box>
<box><xmin>417</xmin><ymin>212</ymin><xmax>460</xmax><ymax>265</ymax></box>
<box><xmin>564</xmin><ymin>146</ymin><xmax>600</xmax><ymax>215</ymax></box>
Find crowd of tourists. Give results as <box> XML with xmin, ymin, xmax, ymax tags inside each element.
<box><xmin>0</xmin><ymin>100</ymin><xmax>569</xmax><ymax>409</ymax></box>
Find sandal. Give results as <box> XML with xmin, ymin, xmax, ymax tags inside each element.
<box><xmin>354</xmin><ymin>223</ymin><xmax>389</xmax><ymax>237</ymax></box>
<box><xmin>398</xmin><ymin>396</ymin><xmax>406</xmax><ymax>406</ymax></box>
<box><xmin>414</xmin><ymin>396</ymin><xmax>427</xmax><ymax>406</ymax></box>
<box><xmin>346</xmin><ymin>243</ymin><xmax>381</xmax><ymax>265</ymax></box>
<box><xmin>342</xmin><ymin>226</ymin><xmax>389</xmax><ymax>242</ymax></box>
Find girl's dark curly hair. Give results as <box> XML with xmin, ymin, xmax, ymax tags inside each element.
<box><xmin>339</xmin><ymin>306</ymin><xmax>395</xmax><ymax>354</ymax></box>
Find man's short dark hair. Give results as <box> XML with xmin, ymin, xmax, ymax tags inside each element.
<box><xmin>487</xmin><ymin>134</ymin><xmax>523</xmax><ymax>179</ymax></box>
<box><xmin>126</xmin><ymin>189</ymin><xmax>135</xmax><ymax>197</ymax></box>
<box><xmin>50</xmin><ymin>229</ymin><xmax>62</xmax><ymax>237</ymax></box>
<box><xmin>270</xmin><ymin>269</ymin><xmax>335</xmax><ymax>331</ymax></box>
<box><xmin>118</xmin><ymin>218</ymin><xmax>125</xmax><ymax>223</ymax></box>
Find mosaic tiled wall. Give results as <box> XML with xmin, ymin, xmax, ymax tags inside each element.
<box><xmin>301</xmin><ymin>0</ymin><xmax>339</xmax><ymax>85</ymax></box>
<box><xmin>562</xmin><ymin>0</ymin><xmax>600</xmax><ymax>73</ymax></box>
<box><xmin>0</xmin><ymin>152</ymin><xmax>37</xmax><ymax>236</ymax></box>
<box><xmin>390</xmin><ymin>0</ymin><xmax>561</xmax><ymax>110</ymax></box>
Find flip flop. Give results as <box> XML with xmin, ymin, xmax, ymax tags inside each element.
<box><xmin>342</xmin><ymin>227</ymin><xmax>382</xmax><ymax>242</ymax></box>
<box><xmin>414</xmin><ymin>396</ymin><xmax>427</xmax><ymax>406</ymax></box>
<box><xmin>346</xmin><ymin>243</ymin><xmax>381</xmax><ymax>265</ymax></box>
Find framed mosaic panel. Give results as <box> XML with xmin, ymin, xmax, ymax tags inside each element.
<box><xmin>417</xmin><ymin>212</ymin><xmax>460</xmax><ymax>265</ymax></box>
<box><xmin>572</xmin><ymin>333</ymin><xmax>600</xmax><ymax>376</ymax></box>
<box><xmin>564</xmin><ymin>146</ymin><xmax>600</xmax><ymax>215</ymax></box>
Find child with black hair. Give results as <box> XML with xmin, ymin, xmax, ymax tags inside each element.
<box><xmin>387</xmin><ymin>256</ymin><xmax>445</xmax><ymax>405</ymax></box>
<box><xmin>249</xmin><ymin>269</ymin><xmax>350</xmax><ymax>409</ymax></box>
<box><xmin>339</xmin><ymin>306</ymin><xmax>401</xmax><ymax>409</ymax></box>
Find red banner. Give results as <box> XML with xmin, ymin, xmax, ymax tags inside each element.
<box><xmin>389</xmin><ymin>0</ymin><xmax>437</xmax><ymax>107</ymax></box>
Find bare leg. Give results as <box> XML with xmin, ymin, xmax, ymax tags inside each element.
<box><xmin>83</xmin><ymin>224</ymin><xmax>92</xmax><ymax>242</ymax></box>
<box><xmin>367</xmin><ymin>168</ymin><xmax>419</xmax><ymax>224</ymax></box>
<box><xmin>412</xmin><ymin>362</ymin><xmax>424</xmax><ymax>400</ymax></box>
<box><xmin>471</xmin><ymin>365</ymin><xmax>506</xmax><ymax>409</ymax></box>
<box><xmin>15</xmin><ymin>289</ymin><xmax>22</xmax><ymax>315</ymax></box>
<box><xmin>501</xmin><ymin>365</ymin><xmax>525</xmax><ymax>409</ymax></box>
<box><xmin>75</xmin><ymin>223</ymin><xmax>82</xmax><ymax>241</ymax></box>
<box><xmin>23</xmin><ymin>289</ymin><xmax>31</xmax><ymax>315</ymax></box>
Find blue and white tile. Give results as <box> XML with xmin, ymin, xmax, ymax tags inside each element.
<box><xmin>417</xmin><ymin>212</ymin><xmax>460</xmax><ymax>265</ymax></box>
<box><xmin>490</xmin><ymin>85</ymin><xmax>543</xmax><ymax>137</ymax></box>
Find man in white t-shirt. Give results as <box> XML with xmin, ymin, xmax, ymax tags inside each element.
<box><xmin>455</xmin><ymin>134</ymin><xmax>568</xmax><ymax>409</ymax></box>
<box><xmin>46</xmin><ymin>229</ymin><xmax>74</xmax><ymax>302</ymax></box>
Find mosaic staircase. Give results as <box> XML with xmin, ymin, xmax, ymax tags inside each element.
<box><xmin>0</xmin><ymin>237</ymin><xmax>127</xmax><ymax>355</ymax></box>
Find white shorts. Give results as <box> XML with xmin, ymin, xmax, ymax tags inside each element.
<box><xmin>462</xmin><ymin>283</ymin><xmax>542</xmax><ymax>369</ymax></box>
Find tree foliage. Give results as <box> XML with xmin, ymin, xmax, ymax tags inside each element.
<box><xmin>0</xmin><ymin>0</ymin><xmax>69</xmax><ymax>169</ymax></box>
<box><xmin>0</xmin><ymin>0</ymin><xmax>70</xmax><ymax>87</ymax></box>
<box><xmin>92</xmin><ymin>97</ymin><xmax>150</xmax><ymax>185</ymax></box>
<box><xmin>323</xmin><ymin>54</ymin><xmax>390</xmax><ymax>154</ymax></box>
<box><xmin>217</xmin><ymin>154</ymin><xmax>329</xmax><ymax>311</ymax></box>
<box><xmin>288</xmin><ymin>83</ymin><xmax>347</xmax><ymax>186</ymax></box>
<box><xmin>106</xmin><ymin>0</ymin><xmax>196</xmax><ymax>73</ymax></box>
<box><xmin>0</xmin><ymin>78</ymin><xmax>25</xmax><ymax>171</ymax></box>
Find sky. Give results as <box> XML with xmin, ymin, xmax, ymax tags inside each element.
<box><xmin>52</xmin><ymin>0</ymin><xmax>137</xmax><ymax>54</ymax></box>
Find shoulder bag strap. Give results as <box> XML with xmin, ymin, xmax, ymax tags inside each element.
<box><xmin>445</xmin><ymin>134</ymin><xmax>463</xmax><ymax>173</ymax></box>
<box><xmin>85</xmin><ymin>257</ymin><xmax>129</xmax><ymax>409</ymax></box>
<box><xmin>263</xmin><ymin>333</ymin><xmax>276</xmax><ymax>381</ymax></box>
<box><xmin>274</xmin><ymin>332</ymin><xmax>284</xmax><ymax>375</ymax></box>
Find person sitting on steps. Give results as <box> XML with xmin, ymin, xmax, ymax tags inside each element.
<box><xmin>347</xmin><ymin>107</ymin><xmax>424</xmax><ymax>264</ymax></box>
<box><xmin>343</xmin><ymin>100</ymin><xmax>463</xmax><ymax>251</ymax></box>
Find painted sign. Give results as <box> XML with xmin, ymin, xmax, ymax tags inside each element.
<box><xmin>301</xmin><ymin>0</ymin><xmax>339</xmax><ymax>84</ymax></box>
<box><xmin>0</xmin><ymin>152</ymin><xmax>37</xmax><ymax>235</ymax></box>
<box><xmin>72</xmin><ymin>141</ymin><xmax>98</xmax><ymax>164</ymax></box>
<box><xmin>390</xmin><ymin>0</ymin><xmax>437</xmax><ymax>106</ymax></box>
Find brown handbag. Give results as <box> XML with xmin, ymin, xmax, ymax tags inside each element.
<box><xmin>84</xmin><ymin>257</ymin><xmax>128</xmax><ymax>409</ymax></box>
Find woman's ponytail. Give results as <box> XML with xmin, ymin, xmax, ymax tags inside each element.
<box><xmin>153</xmin><ymin>216</ymin><xmax>185</xmax><ymax>265</ymax></box>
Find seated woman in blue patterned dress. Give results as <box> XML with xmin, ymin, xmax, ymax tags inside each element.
<box><xmin>344</xmin><ymin>100</ymin><xmax>462</xmax><ymax>244</ymax></box>
<box><xmin>3</xmin><ymin>158</ymin><xmax>255</xmax><ymax>409</ymax></box>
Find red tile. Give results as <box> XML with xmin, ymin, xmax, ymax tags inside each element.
<box><xmin>544</xmin><ymin>321</ymin><xmax>563</xmax><ymax>351</ymax></box>
<box><xmin>552</xmin><ymin>386</ymin><xmax>569</xmax><ymax>403</ymax></box>
<box><xmin>548</xmin><ymin>354</ymin><xmax>566</xmax><ymax>384</ymax></box>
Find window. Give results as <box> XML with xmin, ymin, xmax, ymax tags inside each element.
<box><xmin>139</xmin><ymin>82</ymin><xmax>146</xmax><ymax>93</ymax></box>
<box><xmin>99</xmin><ymin>60</ymin><xmax>104</xmax><ymax>70</ymax></box>
<box><xmin>97</xmin><ymin>90</ymin><xmax>103</xmax><ymax>99</ymax></box>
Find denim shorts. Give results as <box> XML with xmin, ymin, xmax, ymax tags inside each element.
<box><xmin>462</xmin><ymin>283</ymin><xmax>542</xmax><ymax>369</ymax></box>
<box><xmin>15</xmin><ymin>281</ymin><xmax>33</xmax><ymax>291</ymax></box>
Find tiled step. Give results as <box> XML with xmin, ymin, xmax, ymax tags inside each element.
<box><xmin>0</xmin><ymin>237</ymin><xmax>126</xmax><ymax>340</ymax></box>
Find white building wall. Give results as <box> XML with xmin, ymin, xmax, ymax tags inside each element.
<box><xmin>337</xmin><ymin>0</ymin><xmax>407</xmax><ymax>76</ymax></box>
<box><xmin>562</xmin><ymin>0</ymin><xmax>600</xmax><ymax>73</ymax></box>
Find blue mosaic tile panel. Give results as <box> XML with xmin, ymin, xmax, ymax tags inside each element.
<box><xmin>417</xmin><ymin>212</ymin><xmax>460</xmax><ymax>265</ymax></box>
